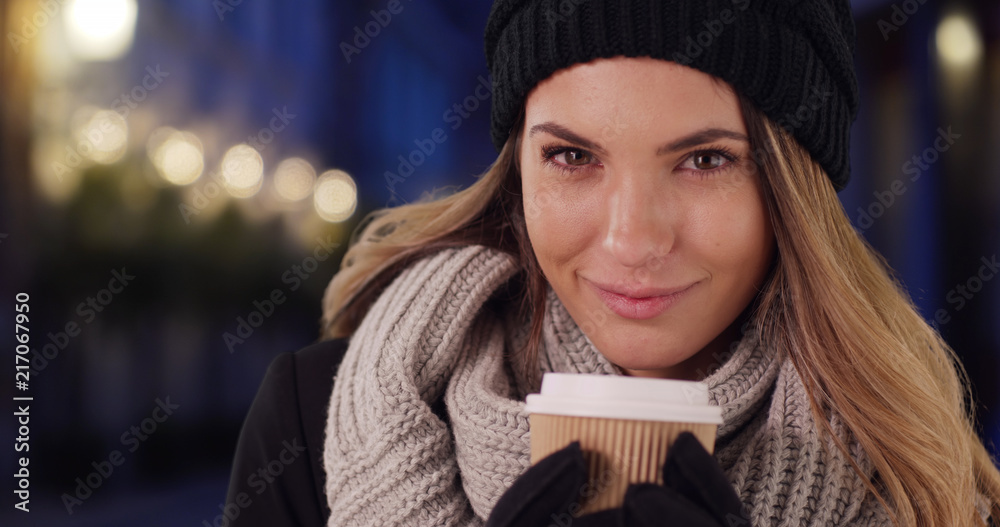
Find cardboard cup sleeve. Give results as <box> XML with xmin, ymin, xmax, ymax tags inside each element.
<box><xmin>526</xmin><ymin>373</ymin><xmax>723</xmax><ymax>514</ymax></box>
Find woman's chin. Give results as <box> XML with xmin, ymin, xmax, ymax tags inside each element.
<box><xmin>596</xmin><ymin>347</ymin><xmax>697</xmax><ymax>379</ymax></box>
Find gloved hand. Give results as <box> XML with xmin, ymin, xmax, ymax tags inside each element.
<box><xmin>485</xmin><ymin>432</ymin><xmax>749</xmax><ymax>527</ymax></box>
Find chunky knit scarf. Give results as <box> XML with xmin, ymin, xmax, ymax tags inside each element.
<box><xmin>322</xmin><ymin>245</ymin><xmax>894</xmax><ymax>526</ymax></box>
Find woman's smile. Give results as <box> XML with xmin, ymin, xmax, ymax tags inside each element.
<box><xmin>583</xmin><ymin>277</ymin><xmax>700</xmax><ymax>320</ymax></box>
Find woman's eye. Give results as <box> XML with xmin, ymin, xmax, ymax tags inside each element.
<box><xmin>679</xmin><ymin>149</ymin><xmax>737</xmax><ymax>172</ymax></box>
<box><xmin>552</xmin><ymin>148</ymin><xmax>593</xmax><ymax>166</ymax></box>
<box><xmin>693</xmin><ymin>154</ymin><xmax>727</xmax><ymax>170</ymax></box>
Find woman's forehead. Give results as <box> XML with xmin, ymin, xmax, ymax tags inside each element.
<box><xmin>523</xmin><ymin>57</ymin><xmax>744</xmax><ymax>143</ymax></box>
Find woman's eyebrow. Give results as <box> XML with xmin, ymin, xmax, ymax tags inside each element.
<box><xmin>528</xmin><ymin>122</ymin><xmax>608</xmax><ymax>156</ymax></box>
<box><xmin>529</xmin><ymin>122</ymin><xmax>747</xmax><ymax>156</ymax></box>
<box><xmin>657</xmin><ymin>128</ymin><xmax>749</xmax><ymax>155</ymax></box>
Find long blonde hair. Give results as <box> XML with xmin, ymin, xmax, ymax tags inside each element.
<box><xmin>320</xmin><ymin>97</ymin><xmax>1000</xmax><ymax>526</ymax></box>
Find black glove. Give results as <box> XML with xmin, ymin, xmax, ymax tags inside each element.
<box><xmin>486</xmin><ymin>432</ymin><xmax>749</xmax><ymax>527</ymax></box>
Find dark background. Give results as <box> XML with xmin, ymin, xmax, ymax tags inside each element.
<box><xmin>0</xmin><ymin>0</ymin><xmax>997</xmax><ymax>525</ymax></box>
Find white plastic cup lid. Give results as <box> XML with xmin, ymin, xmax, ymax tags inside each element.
<box><xmin>525</xmin><ymin>373</ymin><xmax>723</xmax><ymax>424</ymax></box>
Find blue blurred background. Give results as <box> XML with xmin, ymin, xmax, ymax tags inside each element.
<box><xmin>0</xmin><ymin>0</ymin><xmax>997</xmax><ymax>525</ymax></box>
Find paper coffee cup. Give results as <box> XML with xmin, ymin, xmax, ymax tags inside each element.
<box><xmin>525</xmin><ymin>373</ymin><xmax>723</xmax><ymax>514</ymax></box>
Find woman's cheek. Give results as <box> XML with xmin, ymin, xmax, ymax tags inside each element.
<box><xmin>693</xmin><ymin>189</ymin><xmax>773</xmax><ymax>275</ymax></box>
<box><xmin>525</xmin><ymin>184</ymin><xmax>594</xmax><ymax>262</ymax></box>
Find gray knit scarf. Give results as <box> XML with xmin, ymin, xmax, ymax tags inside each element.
<box><xmin>322</xmin><ymin>245</ymin><xmax>893</xmax><ymax>526</ymax></box>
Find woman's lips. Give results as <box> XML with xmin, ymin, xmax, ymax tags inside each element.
<box><xmin>587</xmin><ymin>280</ymin><xmax>697</xmax><ymax>320</ymax></box>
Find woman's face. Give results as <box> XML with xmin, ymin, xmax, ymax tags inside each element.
<box><xmin>519</xmin><ymin>56</ymin><xmax>775</xmax><ymax>379</ymax></box>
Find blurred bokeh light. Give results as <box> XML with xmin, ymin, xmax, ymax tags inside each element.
<box><xmin>221</xmin><ymin>144</ymin><xmax>264</xmax><ymax>199</ymax></box>
<box><xmin>273</xmin><ymin>157</ymin><xmax>317</xmax><ymax>202</ymax></box>
<box><xmin>314</xmin><ymin>169</ymin><xmax>358</xmax><ymax>222</ymax></box>
<box><xmin>72</xmin><ymin>106</ymin><xmax>129</xmax><ymax>164</ymax></box>
<box><xmin>64</xmin><ymin>0</ymin><xmax>138</xmax><ymax>61</ymax></box>
<box><xmin>149</xmin><ymin>127</ymin><xmax>204</xmax><ymax>185</ymax></box>
<box><xmin>936</xmin><ymin>13</ymin><xmax>983</xmax><ymax>68</ymax></box>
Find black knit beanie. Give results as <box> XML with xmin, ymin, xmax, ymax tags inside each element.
<box><xmin>485</xmin><ymin>0</ymin><xmax>859</xmax><ymax>190</ymax></box>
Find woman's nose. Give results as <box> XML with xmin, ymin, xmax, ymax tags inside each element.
<box><xmin>601</xmin><ymin>174</ymin><xmax>674</xmax><ymax>269</ymax></box>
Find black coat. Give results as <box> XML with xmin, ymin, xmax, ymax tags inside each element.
<box><xmin>224</xmin><ymin>338</ymin><xmax>348</xmax><ymax>526</ymax></box>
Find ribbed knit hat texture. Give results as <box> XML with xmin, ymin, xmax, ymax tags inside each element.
<box><xmin>485</xmin><ymin>0</ymin><xmax>860</xmax><ymax>190</ymax></box>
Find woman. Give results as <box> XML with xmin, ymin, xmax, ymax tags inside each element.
<box><xmin>226</xmin><ymin>0</ymin><xmax>1000</xmax><ymax>525</ymax></box>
